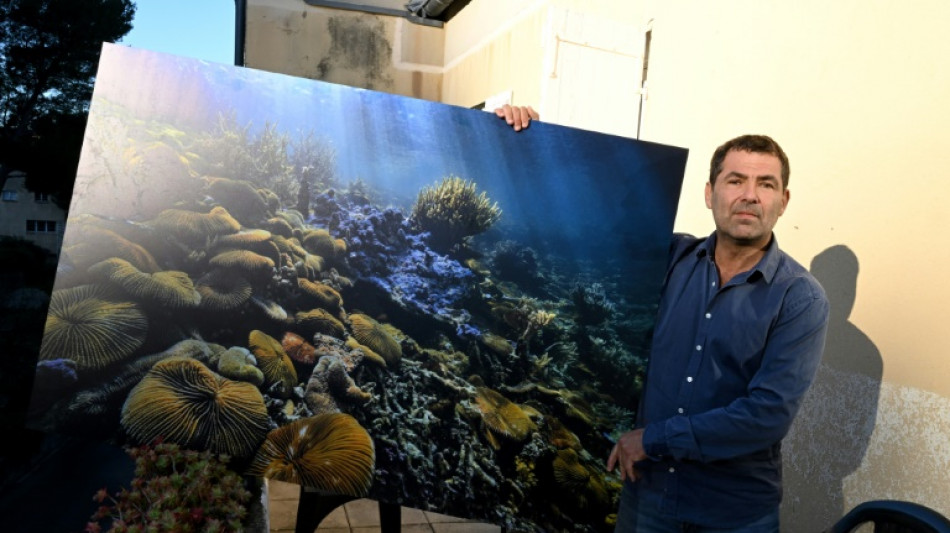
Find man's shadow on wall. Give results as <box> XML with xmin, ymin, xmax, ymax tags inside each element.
<box><xmin>781</xmin><ymin>245</ymin><xmax>883</xmax><ymax>532</ymax></box>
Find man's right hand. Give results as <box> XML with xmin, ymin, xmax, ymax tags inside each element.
<box><xmin>494</xmin><ymin>104</ymin><xmax>539</xmax><ymax>131</ymax></box>
<box><xmin>607</xmin><ymin>428</ymin><xmax>647</xmax><ymax>481</ymax></box>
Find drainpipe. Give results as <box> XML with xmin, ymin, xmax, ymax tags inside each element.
<box><xmin>234</xmin><ymin>0</ymin><xmax>246</xmax><ymax>66</ymax></box>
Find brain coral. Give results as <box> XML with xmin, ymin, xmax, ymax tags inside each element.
<box><xmin>348</xmin><ymin>313</ymin><xmax>401</xmax><ymax>366</ymax></box>
<box><xmin>120</xmin><ymin>358</ymin><xmax>270</xmax><ymax>458</ymax></box>
<box><xmin>246</xmin><ymin>413</ymin><xmax>375</xmax><ymax>496</ymax></box>
<box><xmin>40</xmin><ymin>285</ymin><xmax>148</xmax><ymax>371</ymax></box>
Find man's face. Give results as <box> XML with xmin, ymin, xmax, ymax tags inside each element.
<box><xmin>705</xmin><ymin>149</ymin><xmax>789</xmax><ymax>248</ymax></box>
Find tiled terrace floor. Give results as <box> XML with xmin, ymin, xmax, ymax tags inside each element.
<box><xmin>267</xmin><ymin>480</ymin><xmax>503</xmax><ymax>533</ymax></box>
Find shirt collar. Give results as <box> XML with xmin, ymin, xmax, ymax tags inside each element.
<box><xmin>695</xmin><ymin>231</ymin><xmax>782</xmax><ymax>284</ymax></box>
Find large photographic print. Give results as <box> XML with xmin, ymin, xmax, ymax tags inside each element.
<box><xmin>28</xmin><ymin>44</ymin><xmax>686</xmax><ymax>531</ymax></box>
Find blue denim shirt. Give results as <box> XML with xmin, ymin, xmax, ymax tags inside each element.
<box><xmin>636</xmin><ymin>232</ymin><xmax>829</xmax><ymax>527</ymax></box>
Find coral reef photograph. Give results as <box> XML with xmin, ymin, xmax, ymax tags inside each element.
<box><xmin>27</xmin><ymin>44</ymin><xmax>687</xmax><ymax>532</ymax></box>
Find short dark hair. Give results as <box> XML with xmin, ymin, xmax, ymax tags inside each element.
<box><xmin>709</xmin><ymin>134</ymin><xmax>790</xmax><ymax>189</ymax></box>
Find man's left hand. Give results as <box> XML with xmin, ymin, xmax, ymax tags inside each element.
<box><xmin>494</xmin><ymin>104</ymin><xmax>538</xmax><ymax>131</ymax></box>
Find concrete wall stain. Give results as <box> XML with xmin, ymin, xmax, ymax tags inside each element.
<box><xmin>316</xmin><ymin>15</ymin><xmax>394</xmax><ymax>91</ymax></box>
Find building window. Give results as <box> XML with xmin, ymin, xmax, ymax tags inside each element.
<box><xmin>1</xmin><ymin>190</ymin><xmax>17</xmax><ymax>201</ymax></box>
<box><xmin>26</xmin><ymin>220</ymin><xmax>58</xmax><ymax>233</ymax></box>
<box><xmin>34</xmin><ymin>192</ymin><xmax>51</xmax><ymax>203</ymax></box>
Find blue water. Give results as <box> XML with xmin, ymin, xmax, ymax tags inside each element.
<box><xmin>99</xmin><ymin>43</ymin><xmax>686</xmax><ymax>301</ymax></box>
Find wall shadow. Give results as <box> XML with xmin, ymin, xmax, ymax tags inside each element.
<box><xmin>781</xmin><ymin>244</ymin><xmax>883</xmax><ymax>532</ymax></box>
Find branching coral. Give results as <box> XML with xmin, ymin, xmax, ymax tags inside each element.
<box><xmin>410</xmin><ymin>176</ymin><xmax>501</xmax><ymax>252</ymax></box>
<box><xmin>571</xmin><ymin>282</ymin><xmax>615</xmax><ymax>325</ymax></box>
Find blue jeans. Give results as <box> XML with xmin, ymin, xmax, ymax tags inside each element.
<box><xmin>614</xmin><ymin>483</ymin><xmax>779</xmax><ymax>533</ymax></box>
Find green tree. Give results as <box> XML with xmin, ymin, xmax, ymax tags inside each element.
<box><xmin>0</xmin><ymin>0</ymin><xmax>135</xmax><ymax>206</ymax></box>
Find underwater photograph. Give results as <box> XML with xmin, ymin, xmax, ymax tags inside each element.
<box><xmin>27</xmin><ymin>44</ymin><xmax>687</xmax><ymax>532</ymax></box>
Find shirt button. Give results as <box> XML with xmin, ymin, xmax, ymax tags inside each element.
<box><xmin>677</xmin><ymin>407</ymin><xmax>684</xmax><ymax>414</ymax></box>
<box><xmin>687</xmin><ymin>377</ymin><xmax>693</xmax><ymax>383</ymax></box>
<box><xmin>669</xmin><ymin>467</ymin><xmax>676</xmax><ymax>473</ymax></box>
<box><xmin>705</xmin><ymin>312</ymin><xmax>712</xmax><ymax>319</ymax></box>
<box><xmin>695</xmin><ymin>345</ymin><xmax>702</xmax><ymax>351</ymax></box>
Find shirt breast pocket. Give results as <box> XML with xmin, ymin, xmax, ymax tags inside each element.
<box><xmin>709</xmin><ymin>298</ymin><xmax>772</xmax><ymax>380</ymax></box>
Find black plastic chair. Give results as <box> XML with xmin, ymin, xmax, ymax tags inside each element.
<box><xmin>830</xmin><ymin>500</ymin><xmax>950</xmax><ymax>533</ymax></box>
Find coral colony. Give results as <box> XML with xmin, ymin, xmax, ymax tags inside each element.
<box><xmin>30</xmin><ymin>58</ymin><xmax>665</xmax><ymax>533</ymax></box>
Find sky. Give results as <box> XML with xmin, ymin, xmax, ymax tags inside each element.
<box><xmin>120</xmin><ymin>0</ymin><xmax>236</xmax><ymax>65</ymax></box>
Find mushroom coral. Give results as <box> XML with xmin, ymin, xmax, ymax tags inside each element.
<box><xmin>246</xmin><ymin>413</ymin><xmax>375</xmax><ymax>496</ymax></box>
<box><xmin>262</xmin><ymin>217</ymin><xmax>294</xmax><ymax>238</ymax></box>
<box><xmin>295</xmin><ymin>308</ymin><xmax>345</xmax><ymax>339</ymax></box>
<box><xmin>301</xmin><ymin>228</ymin><xmax>337</xmax><ymax>259</ymax></box>
<box><xmin>552</xmin><ymin>448</ymin><xmax>591</xmax><ymax>490</ymax></box>
<box><xmin>120</xmin><ymin>358</ymin><xmax>270</xmax><ymax>458</ymax></box>
<box><xmin>40</xmin><ymin>284</ymin><xmax>148</xmax><ymax>371</ymax></box>
<box><xmin>89</xmin><ymin>257</ymin><xmax>201</xmax><ymax>308</ymax></box>
<box><xmin>475</xmin><ymin>386</ymin><xmax>538</xmax><ymax>446</ymax></box>
<box><xmin>203</xmin><ymin>176</ymin><xmax>271</xmax><ymax>226</ymax></box>
<box><xmin>348</xmin><ymin>313</ymin><xmax>401</xmax><ymax>366</ymax></box>
<box><xmin>62</xmin><ymin>226</ymin><xmax>161</xmax><ymax>274</ymax></box>
<box><xmin>215</xmin><ymin>228</ymin><xmax>273</xmax><ymax>247</ymax></box>
<box><xmin>147</xmin><ymin>206</ymin><xmax>240</xmax><ymax>245</ymax></box>
<box><xmin>194</xmin><ymin>269</ymin><xmax>253</xmax><ymax>311</ymax></box>
<box><xmin>212</xmin><ymin>230</ymin><xmax>282</xmax><ymax>268</ymax></box>
<box><xmin>297</xmin><ymin>278</ymin><xmax>343</xmax><ymax>313</ymax></box>
<box><xmin>209</xmin><ymin>249</ymin><xmax>276</xmax><ymax>281</ymax></box>
<box><xmin>248</xmin><ymin>330</ymin><xmax>298</xmax><ymax>398</ymax></box>
<box><xmin>344</xmin><ymin>337</ymin><xmax>387</xmax><ymax>368</ymax></box>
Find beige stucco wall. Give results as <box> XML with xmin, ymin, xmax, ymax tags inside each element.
<box><xmin>632</xmin><ymin>3</ymin><xmax>950</xmax><ymax>528</ymax></box>
<box><xmin>245</xmin><ymin>1</ymin><xmax>950</xmax><ymax>529</ymax></box>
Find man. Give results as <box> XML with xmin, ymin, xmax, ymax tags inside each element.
<box><xmin>607</xmin><ymin>134</ymin><xmax>830</xmax><ymax>532</ymax></box>
<box><xmin>496</xmin><ymin>108</ymin><xmax>828</xmax><ymax>531</ymax></box>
